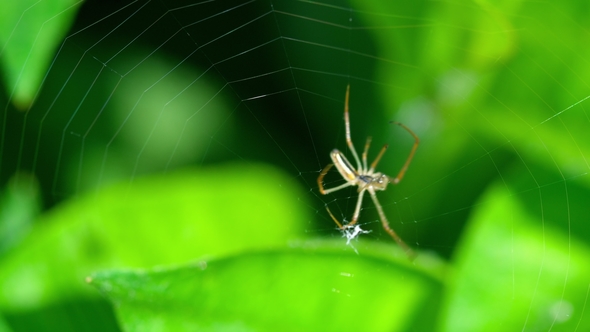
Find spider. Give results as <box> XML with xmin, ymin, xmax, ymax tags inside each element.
<box><xmin>317</xmin><ymin>85</ymin><xmax>419</xmax><ymax>258</ymax></box>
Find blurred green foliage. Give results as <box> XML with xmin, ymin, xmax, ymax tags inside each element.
<box><xmin>0</xmin><ymin>173</ymin><xmax>41</xmax><ymax>255</ymax></box>
<box><xmin>0</xmin><ymin>163</ymin><xmax>309</xmax><ymax>331</ymax></box>
<box><xmin>441</xmin><ymin>181</ymin><xmax>590</xmax><ymax>331</ymax></box>
<box><xmin>90</xmin><ymin>245</ymin><xmax>443</xmax><ymax>331</ymax></box>
<box><xmin>1</xmin><ymin>0</ymin><xmax>590</xmax><ymax>331</ymax></box>
<box><xmin>0</xmin><ymin>0</ymin><xmax>81</xmax><ymax>110</ymax></box>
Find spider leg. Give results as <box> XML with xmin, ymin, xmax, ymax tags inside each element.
<box><xmin>347</xmin><ymin>189</ymin><xmax>366</xmax><ymax>227</ymax></box>
<box><xmin>368</xmin><ymin>188</ymin><xmax>416</xmax><ymax>259</ymax></box>
<box><xmin>369</xmin><ymin>143</ymin><xmax>388</xmax><ymax>173</ymax></box>
<box><xmin>318</xmin><ymin>163</ymin><xmax>354</xmax><ymax>195</ymax></box>
<box><xmin>324</xmin><ymin>189</ymin><xmax>366</xmax><ymax>228</ymax></box>
<box><xmin>362</xmin><ymin>137</ymin><xmax>372</xmax><ymax>173</ymax></box>
<box><xmin>389</xmin><ymin>122</ymin><xmax>420</xmax><ymax>184</ymax></box>
<box><xmin>344</xmin><ymin>85</ymin><xmax>363</xmax><ymax>171</ymax></box>
<box><xmin>325</xmin><ymin>206</ymin><xmax>344</xmax><ymax>229</ymax></box>
<box><xmin>317</xmin><ymin>163</ymin><xmax>333</xmax><ymax>194</ymax></box>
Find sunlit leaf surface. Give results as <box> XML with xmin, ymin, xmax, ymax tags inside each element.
<box><xmin>0</xmin><ymin>163</ymin><xmax>308</xmax><ymax>313</ymax></box>
<box><xmin>90</xmin><ymin>243</ymin><xmax>444</xmax><ymax>332</ymax></box>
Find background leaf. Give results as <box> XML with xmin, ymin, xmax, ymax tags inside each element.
<box><xmin>0</xmin><ymin>173</ymin><xmax>41</xmax><ymax>255</ymax></box>
<box><xmin>0</xmin><ymin>0</ymin><xmax>81</xmax><ymax>109</ymax></box>
<box><xmin>0</xmin><ymin>315</ymin><xmax>12</xmax><ymax>332</ymax></box>
<box><xmin>440</xmin><ymin>180</ymin><xmax>590</xmax><ymax>331</ymax></box>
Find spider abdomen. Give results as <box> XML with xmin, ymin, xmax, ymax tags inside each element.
<box><xmin>330</xmin><ymin>149</ymin><xmax>357</xmax><ymax>182</ymax></box>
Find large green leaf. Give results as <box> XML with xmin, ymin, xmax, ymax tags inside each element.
<box><xmin>90</xmin><ymin>242</ymin><xmax>445</xmax><ymax>332</ymax></box>
<box><xmin>0</xmin><ymin>0</ymin><xmax>81</xmax><ymax>108</ymax></box>
<box><xmin>439</xmin><ymin>181</ymin><xmax>590</xmax><ymax>331</ymax></box>
<box><xmin>0</xmin><ymin>162</ymin><xmax>309</xmax><ymax>312</ymax></box>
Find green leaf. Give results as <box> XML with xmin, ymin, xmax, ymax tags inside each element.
<box><xmin>0</xmin><ymin>315</ymin><xmax>13</xmax><ymax>332</ymax></box>
<box><xmin>0</xmin><ymin>173</ymin><xmax>41</xmax><ymax>255</ymax></box>
<box><xmin>0</xmin><ymin>0</ymin><xmax>81</xmax><ymax>109</ymax></box>
<box><xmin>89</xmin><ymin>242</ymin><xmax>445</xmax><ymax>332</ymax></box>
<box><xmin>439</xmin><ymin>182</ymin><xmax>590</xmax><ymax>331</ymax></box>
<box><xmin>0</xmin><ymin>162</ymin><xmax>309</xmax><ymax>311</ymax></box>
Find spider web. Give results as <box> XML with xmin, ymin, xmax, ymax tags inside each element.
<box><xmin>1</xmin><ymin>0</ymin><xmax>590</xmax><ymax>331</ymax></box>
